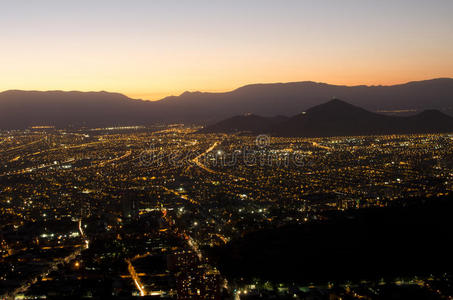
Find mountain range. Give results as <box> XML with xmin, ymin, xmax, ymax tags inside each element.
<box><xmin>1</xmin><ymin>78</ymin><xmax>453</xmax><ymax>129</ymax></box>
<box><xmin>199</xmin><ymin>99</ymin><xmax>453</xmax><ymax>137</ymax></box>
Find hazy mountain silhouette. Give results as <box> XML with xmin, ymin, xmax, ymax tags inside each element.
<box><xmin>155</xmin><ymin>78</ymin><xmax>453</xmax><ymax>121</ymax></box>
<box><xmin>201</xmin><ymin>99</ymin><xmax>453</xmax><ymax>137</ymax></box>
<box><xmin>1</xmin><ymin>78</ymin><xmax>453</xmax><ymax>129</ymax></box>
<box><xmin>0</xmin><ymin>90</ymin><xmax>154</xmax><ymax>129</ymax></box>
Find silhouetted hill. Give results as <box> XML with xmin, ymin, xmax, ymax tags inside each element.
<box><xmin>198</xmin><ymin>114</ymin><xmax>288</xmax><ymax>134</ymax></box>
<box><xmin>1</xmin><ymin>78</ymin><xmax>453</xmax><ymax>129</ymax></box>
<box><xmin>209</xmin><ymin>195</ymin><xmax>453</xmax><ymax>283</ymax></box>
<box><xmin>201</xmin><ymin>99</ymin><xmax>453</xmax><ymax>137</ymax></box>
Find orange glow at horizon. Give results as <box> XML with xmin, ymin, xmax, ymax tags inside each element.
<box><xmin>125</xmin><ymin>75</ymin><xmax>453</xmax><ymax>101</ymax></box>
<box><xmin>1</xmin><ymin>1</ymin><xmax>452</xmax><ymax>100</ymax></box>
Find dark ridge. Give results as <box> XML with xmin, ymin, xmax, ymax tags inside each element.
<box><xmin>198</xmin><ymin>114</ymin><xmax>288</xmax><ymax>134</ymax></box>
<box><xmin>209</xmin><ymin>195</ymin><xmax>453</xmax><ymax>284</ymax></box>
<box><xmin>1</xmin><ymin>78</ymin><xmax>453</xmax><ymax>129</ymax></box>
<box><xmin>201</xmin><ymin>99</ymin><xmax>453</xmax><ymax>137</ymax></box>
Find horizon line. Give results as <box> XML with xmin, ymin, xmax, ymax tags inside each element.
<box><xmin>1</xmin><ymin>77</ymin><xmax>452</xmax><ymax>102</ymax></box>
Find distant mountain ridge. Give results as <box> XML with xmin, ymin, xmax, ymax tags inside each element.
<box><xmin>155</xmin><ymin>78</ymin><xmax>453</xmax><ymax>119</ymax></box>
<box><xmin>200</xmin><ymin>99</ymin><xmax>453</xmax><ymax>137</ymax></box>
<box><xmin>1</xmin><ymin>78</ymin><xmax>453</xmax><ymax>129</ymax></box>
<box><xmin>0</xmin><ymin>90</ymin><xmax>152</xmax><ymax>129</ymax></box>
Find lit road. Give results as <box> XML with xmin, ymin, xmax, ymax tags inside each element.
<box><xmin>188</xmin><ymin>140</ymin><xmax>247</xmax><ymax>181</ymax></box>
<box><xmin>99</xmin><ymin>150</ymin><xmax>132</xmax><ymax>167</ymax></box>
<box><xmin>2</xmin><ymin>137</ymin><xmax>45</xmax><ymax>153</ymax></box>
<box><xmin>190</xmin><ymin>141</ymin><xmax>220</xmax><ymax>174</ymax></box>
<box><xmin>126</xmin><ymin>258</ymin><xmax>146</xmax><ymax>296</ymax></box>
<box><xmin>215</xmin><ymin>233</ymin><xmax>229</xmax><ymax>244</ymax></box>
<box><xmin>125</xmin><ymin>252</ymin><xmax>152</xmax><ymax>296</ymax></box>
<box><xmin>159</xmin><ymin>185</ymin><xmax>200</xmax><ymax>205</ymax></box>
<box><xmin>78</xmin><ymin>219</ymin><xmax>90</xmax><ymax>249</ymax></box>
<box><xmin>8</xmin><ymin>155</ymin><xmax>21</xmax><ymax>162</ymax></box>
<box><xmin>312</xmin><ymin>141</ymin><xmax>332</xmax><ymax>151</ymax></box>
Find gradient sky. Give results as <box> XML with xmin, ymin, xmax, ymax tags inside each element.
<box><xmin>1</xmin><ymin>0</ymin><xmax>452</xmax><ymax>100</ymax></box>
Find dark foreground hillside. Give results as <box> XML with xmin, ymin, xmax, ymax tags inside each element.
<box><xmin>209</xmin><ymin>195</ymin><xmax>453</xmax><ymax>284</ymax></box>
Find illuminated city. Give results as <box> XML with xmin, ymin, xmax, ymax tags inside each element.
<box><xmin>1</xmin><ymin>126</ymin><xmax>452</xmax><ymax>299</ymax></box>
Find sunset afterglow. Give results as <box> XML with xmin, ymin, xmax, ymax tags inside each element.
<box><xmin>1</xmin><ymin>0</ymin><xmax>452</xmax><ymax>99</ymax></box>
